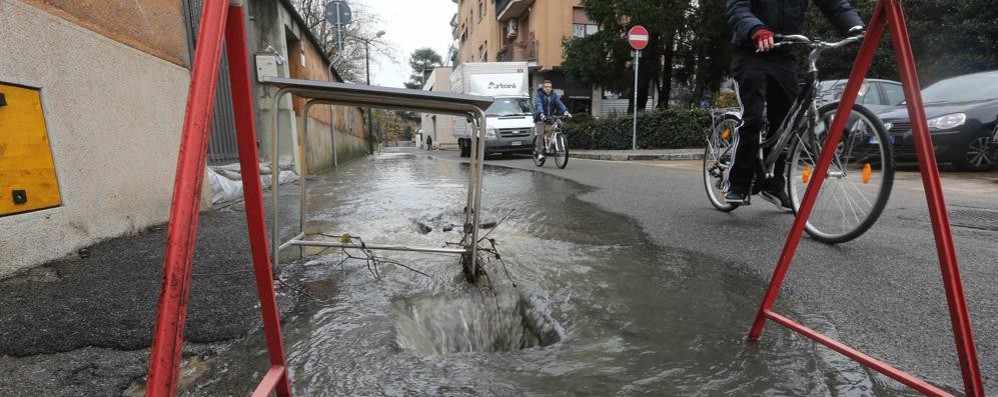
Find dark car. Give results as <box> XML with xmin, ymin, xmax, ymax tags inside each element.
<box><xmin>875</xmin><ymin>70</ymin><xmax>998</xmax><ymax>171</ymax></box>
<box><xmin>817</xmin><ymin>78</ymin><xmax>905</xmax><ymax>114</ymax></box>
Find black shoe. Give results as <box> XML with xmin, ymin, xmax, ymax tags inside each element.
<box><xmin>724</xmin><ymin>190</ymin><xmax>750</xmax><ymax>205</ymax></box>
<box><xmin>759</xmin><ymin>189</ymin><xmax>793</xmax><ymax>212</ymax></box>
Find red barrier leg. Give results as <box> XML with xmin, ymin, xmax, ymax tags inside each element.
<box><xmin>146</xmin><ymin>1</ymin><xmax>229</xmax><ymax>396</ymax></box>
<box><xmin>745</xmin><ymin>1</ymin><xmax>984</xmax><ymax>395</ymax></box>
<box><xmin>225</xmin><ymin>3</ymin><xmax>292</xmax><ymax>396</ymax></box>
<box><xmin>884</xmin><ymin>2</ymin><xmax>984</xmax><ymax>395</ymax></box>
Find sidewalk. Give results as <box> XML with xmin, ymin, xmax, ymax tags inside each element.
<box><xmin>0</xmin><ymin>181</ymin><xmax>306</xmax><ymax>396</ymax></box>
<box><xmin>570</xmin><ymin>149</ymin><xmax>703</xmax><ymax>161</ymax></box>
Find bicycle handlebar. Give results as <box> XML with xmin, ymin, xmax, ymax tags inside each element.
<box><xmin>771</xmin><ymin>34</ymin><xmax>865</xmax><ymax>50</ymax></box>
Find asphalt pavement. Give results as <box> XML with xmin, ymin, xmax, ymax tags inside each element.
<box><xmin>430</xmin><ymin>149</ymin><xmax>998</xmax><ymax>393</ymax></box>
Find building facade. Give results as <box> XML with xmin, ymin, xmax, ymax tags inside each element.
<box><xmin>1</xmin><ymin>0</ymin><xmax>193</xmax><ymax>276</ymax></box>
<box><xmin>0</xmin><ymin>0</ymin><xmax>369</xmax><ymax>276</ymax></box>
<box><xmin>420</xmin><ymin>67</ymin><xmax>458</xmax><ymax>149</ymax></box>
<box><xmin>451</xmin><ymin>0</ymin><xmax>602</xmax><ymax>115</ymax></box>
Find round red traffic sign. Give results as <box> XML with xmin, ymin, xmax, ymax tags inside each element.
<box><xmin>628</xmin><ymin>25</ymin><xmax>649</xmax><ymax>51</ymax></box>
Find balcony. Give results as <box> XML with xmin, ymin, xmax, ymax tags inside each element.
<box><xmin>497</xmin><ymin>40</ymin><xmax>538</xmax><ymax>62</ymax></box>
<box><xmin>496</xmin><ymin>0</ymin><xmax>534</xmax><ymax>22</ymax></box>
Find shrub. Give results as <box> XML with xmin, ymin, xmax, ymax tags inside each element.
<box><xmin>563</xmin><ymin>108</ymin><xmax>710</xmax><ymax>150</ymax></box>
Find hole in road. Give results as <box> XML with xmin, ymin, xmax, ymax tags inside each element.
<box><xmin>393</xmin><ymin>291</ymin><xmax>560</xmax><ymax>356</ymax></box>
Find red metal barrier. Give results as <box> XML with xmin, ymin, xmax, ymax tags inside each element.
<box><xmin>147</xmin><ymin>1</ymin><xmax>291</xmax><ymax>396</ymax></box>
<box><xmin>747</xmin><ymin>1</ymin><xmax>984</xmax><ymax>396</ymax></box>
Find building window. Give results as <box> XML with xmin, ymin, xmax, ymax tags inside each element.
<box><xmin>479</xmin><ymin>42</ymin><xmax>487</xmax><ymax>62</ymax></box>
<box><xmin>572</xmin><ymin>7</ymin><xmax>598</xmax><ymax>38</ymax></box>
<box><xmin>479</xmin><ymin>0</ymin><xmax>486</xmax><ymax>21</ymax></box>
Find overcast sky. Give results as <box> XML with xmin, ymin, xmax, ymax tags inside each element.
<box><xmin>357</xmin><ymin>0</ymin><xmax>456</xmax><ymax>88</ymax></box>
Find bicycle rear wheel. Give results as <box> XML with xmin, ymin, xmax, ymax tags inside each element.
<box><xmin>787</xmin><ymin>103</ymin><xmax>894</xmax><ymax>244</ymax></box>
<box><xmin>532</xmin><ymin>135</ymin><xmax>546</xmax><ymax>167</ymax></box>
<box><xmin>554</xmin><ymin>134</ymin><xmax>569</xmax><ymax>169</ymax></box>
<box><xmin>704</xmin><ymin>114</ymin><xmax>740</xmax><ymax>212</ymax></box>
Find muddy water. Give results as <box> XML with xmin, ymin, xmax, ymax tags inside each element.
<box><xmin>185</xmin><ymin>153</ymin><xmax>916</xmax><ymax>396</ymax></box>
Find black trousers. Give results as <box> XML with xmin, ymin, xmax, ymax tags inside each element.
<box><xmin>726</xmin><ymin>50</ymin><xmax>800</xmax><ymax>194</ymax></box>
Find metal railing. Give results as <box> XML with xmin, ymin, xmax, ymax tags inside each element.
<box><xmin>497</xmin><ymin>40</ymin><xmax>538</xmax><ymax>62</ymax></box>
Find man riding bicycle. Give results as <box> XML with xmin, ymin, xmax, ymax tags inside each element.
<box><xmin>534</xmin><ymin>80</ymin><xmax>571</xmax><ymax>160</ymax></box>
<box><xmin>724</xmin><ymin>0</ymin><xmax>865</xmax><ymax>208</ymax></box>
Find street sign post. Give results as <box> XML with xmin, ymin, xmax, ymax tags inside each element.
<box><xmin>628</xmin><ymin>25</ymin><xmax>648</xmax><ymax>150</ymax></box>
<box><xmin>324</xmin><ymin>1</ymin><xmax>352</xmax><ymax>52</ymax></box>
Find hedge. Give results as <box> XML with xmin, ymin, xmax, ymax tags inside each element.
<box><xmin>563</xmin><ymin>108</ymin><xmax>711</xmax><ymax>150</ymax></box>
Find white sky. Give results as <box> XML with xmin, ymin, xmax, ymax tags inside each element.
<box><xmin>357</xmin><ymin>0</ymin><xmax>456</xmax><ymax>88</ymax></box>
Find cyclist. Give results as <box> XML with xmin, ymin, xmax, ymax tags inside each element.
<box><xmin>534</xmin><ymin>80</ymin><xmax>571</xmax><ymax>160</ymax></box>
<box><xmin>724</xmin><ymin>0</ymin><xmax>864</xmax><ymax>208</ymax></box>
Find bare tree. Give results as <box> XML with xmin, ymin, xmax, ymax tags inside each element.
<box><xmin>288</xmin><ymin>0</ymin><xmax>399</xmax><ymax>83</ymax></box>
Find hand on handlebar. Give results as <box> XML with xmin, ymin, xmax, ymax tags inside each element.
<box><xmin>753</xmin><ymin>28</ymin><xmax>775</xmax><ymax>52</ymax></box>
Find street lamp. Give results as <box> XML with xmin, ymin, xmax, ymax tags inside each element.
<box><xmin>349</xmin><ymin>30</ymin><xmax>385</xmax><ymax>152</ymax></box>
<box><xmin>325</xmin><ymin>30</ymin><xmax>387</xmax><ymax>154</ymax></box>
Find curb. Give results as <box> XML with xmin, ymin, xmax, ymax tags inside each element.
<box><xmin>570</xmin><ymin>152</ymin><xmax>704</xmax><ymax>161</ymax></box>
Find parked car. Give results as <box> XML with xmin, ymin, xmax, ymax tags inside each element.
<box><xmin>875</xmin><ymin>70</ymin><xmax>998</xmax><ymax>171</ymax></box>
<box><xmin>817</xmin><ymin>78</ymin><xmax>905</xmax><ymax>113</ymax></box>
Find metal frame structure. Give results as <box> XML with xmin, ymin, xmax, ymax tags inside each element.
<box><xmin>146</xmin><ymin>1</ymin><xmax>491</xmax><ymax>396</ymax></box>
<box><xmin>747</xmin><ymin>1</ymin><xmax>984</xmax><ymax>396</ymax></box>
<box><xmin>264</xmin><ymin>77</ymin><xmax>492</xmax><ymax>276</ymax></box>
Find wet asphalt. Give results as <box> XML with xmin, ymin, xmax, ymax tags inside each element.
<box><xmin>431</xmin><ymin>150</ymin><xmax>998</xmax><ymax>394</ymax></box>
<box><xmin>0</xmin><ymin>183</ymin><xmax>305</xmax><ymax>396</ymax></box>
<box><xmin>1</xmin><ymin>149</ymin><xmax>995</xmax><ymax>395</ymax></box>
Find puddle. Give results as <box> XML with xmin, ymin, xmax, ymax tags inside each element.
<box><xmin>181</xmin><ymin>153</ymin><xmax>917</xmax><ymax>396</ymax></box>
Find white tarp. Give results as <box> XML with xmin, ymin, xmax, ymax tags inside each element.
<box><xmin>468</xmin><ymin>73</ymin><xmax>528</xmax><ymax>97</ymax></box>
<box><xmin>207</xmin><ymin>163</ymin><xmax>299</xmax><ymax>206</ymax></box>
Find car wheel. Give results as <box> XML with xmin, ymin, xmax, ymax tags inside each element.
<box><xmin>954</xmin><ymin>136</ymin><xmax>998</xmax><ymax>171</ymax></box>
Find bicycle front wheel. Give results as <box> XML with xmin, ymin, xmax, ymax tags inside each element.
<box><xmin>554</xmin><ymin>134</ymin><xmax>569</xmax><ymax>169</ymax></box>
<box><xmin>787</xmin><ymin>103</ymin><xmax>895</xmax><ymax>244</ymax></box>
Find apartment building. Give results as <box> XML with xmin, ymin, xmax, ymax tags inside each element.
<box><xmin>451</xmin><ymin>0</ymin><xmax>602</xmax><ymax>115</ymax></box>
<box><xmin>420</xmin><ymin>67</ymin><xmax>458</xmax><ymax>149</ymax></box>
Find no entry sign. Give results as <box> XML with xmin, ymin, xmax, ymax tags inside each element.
<box><xmin>628</xmin><ymin>25</ymin><xmax>649</xmax><ymax>51</ymax></box>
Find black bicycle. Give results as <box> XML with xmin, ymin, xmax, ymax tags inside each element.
<box><xmin>533</xmin><ymin>115</ymin><xmax>569</xmax><ymax>169</ymax></box>
<box><xmin>703</xmin><ymin>34</ymin><xmax>895</xmax><ymax>244</ymax></box>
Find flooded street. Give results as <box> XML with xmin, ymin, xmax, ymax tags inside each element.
<box><xmin>185</xmin><ymin>153</ymin><xmax>919</xmax><ymax>396</ymax></box>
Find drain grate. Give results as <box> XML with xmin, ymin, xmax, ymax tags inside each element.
<box><xmin>899</xmin><ymin>206</ymin><xmax>998</xmax><ymax>231</ymax></box>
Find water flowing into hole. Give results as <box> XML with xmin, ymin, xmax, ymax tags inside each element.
<box><xmin>393</xmin><ymin>290</ymin><xmax>560</xmax><ymax>356</ymax></box>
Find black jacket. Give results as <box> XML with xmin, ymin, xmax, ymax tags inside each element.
<box><xmin>726</xmin><ymin>0</ymin><xmax>863</xmax><ymax>51</ymax></box>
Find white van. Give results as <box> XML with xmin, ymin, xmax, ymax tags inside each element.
<box><xmin>450</xmin><ymin>62</ymin><xmax>536</xmax><ymax>157</ymax></box>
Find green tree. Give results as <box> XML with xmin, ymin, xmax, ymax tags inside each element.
<box><xmin>679</xmin><ymin>0</ymin><xmax>732</xmax><ymax>107</ymax></box>
<box><xmin>803</xmin><ymin>0</ymin><xmax>997</xmax><ymax>84</ymax></box>
<box><xmin>563</xmin><ymin>0</ymin><xmax>692</xmax><ymax>111</ymax></box>
<box><xmin>403</xmin><ymin>48</ymin><xmax>443</xmax><ymax>89</ymax></box>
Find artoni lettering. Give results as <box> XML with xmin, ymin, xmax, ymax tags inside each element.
<box><xmin>487</xmin><ymin>81</ymin><xmax>518</xmax><ymax>90</ymax></box>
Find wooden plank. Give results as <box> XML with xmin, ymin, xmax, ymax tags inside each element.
<box><xmin>0</xmin><ymin>83</ymin><xmax>61</xmax><ymax>216</ymax></box>
<box><xmin>0</xmin><ymin>84</ymin><xmax>57</xmax><ymax>171</ymax></box>
<box><xmin>0</xmin><ymin>169</ymin><xmax>62</xmax><ymax>215</ymax></box>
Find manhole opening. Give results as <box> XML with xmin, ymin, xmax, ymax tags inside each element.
<box><xmin>393</xmin><ymin>291</ymin><xmax>560</xmax><ymax>356</ymax></box>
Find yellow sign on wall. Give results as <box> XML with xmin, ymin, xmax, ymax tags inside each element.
<box><xmin>0</xmin><ymin>83</ymin><xmax>61</xmax><ymax>216</ymax></box>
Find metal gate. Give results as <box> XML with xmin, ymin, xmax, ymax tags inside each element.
<box><xmin>184</xmin><ymin>0</ymin><xmax>241</xmax><ymax>164</ymax></box>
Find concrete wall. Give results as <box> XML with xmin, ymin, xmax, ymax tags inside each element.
<box><xmin>0</xmin><ymin>0</ymin><xmax>191</xmax><ymax>275</ymax></box>
<box><xmin>18</xmin><ymin>0</ymin><xmax>189</xmax><ymax>67</ymax></box>
<box><xmin>249</xmin><ymin>0</ymin><xmax>369</xmax><ymax>173</ymax></box>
